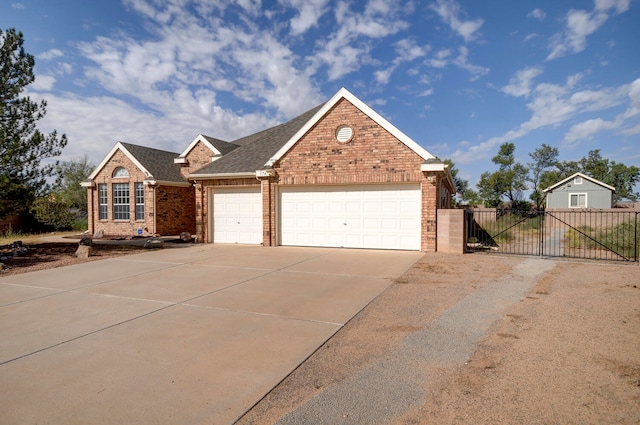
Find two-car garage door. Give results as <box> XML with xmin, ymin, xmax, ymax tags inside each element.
<box><xmin>210</xmin><ymin>184</ymin><xmax>422</xmax><ymax>250</ymax></box>
<box><xmin>280</xmin><ymin>184</ymin><xmax>421</xmax><ymax>250</ymax></box>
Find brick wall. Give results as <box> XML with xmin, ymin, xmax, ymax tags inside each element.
<box><xmin>194</xmin><ymin>178</ymin><xmax>260</xmax><ymax>243</ymax></box>
<box><xmin>272</xmin><ymin>98</ymin><xmax>442</xmax><ymax>251</ymax></box>
<box><xmin>88</xmin><ymin>149</ymin><xmax>194</xmax><ymax>236</ymax></box>
<box><xmin>155</xmin><ymin>185</ymin><xmax>196</xmax><ymax>235</ymax></box>
<box><xmin>179</xmin><ymin>141</ymin><xmax>214</xmax><ymax>179</ymax></box>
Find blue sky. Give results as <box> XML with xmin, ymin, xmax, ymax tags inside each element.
<box><xmin>2</xmin><ymin>0</ymin><xmax>639</xmax><ymax>189</ymax></box>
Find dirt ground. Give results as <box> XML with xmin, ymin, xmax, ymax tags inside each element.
<box><xmin>2</xmin><ymin>243</ymin><xmax>638</xmax><ymax>423</ymax></box>
<box><xmin>237</xmin><ymin>253</ymin><xmax>640</xmax><ymax>425</ymax></box>
<box><xmin>0</xmin><ymin>242</ymin><xmax>146</xmax><ymax>275</ymax></box>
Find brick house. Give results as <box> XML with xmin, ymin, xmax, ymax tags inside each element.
<box><xmin>85</xmin><ymin>88</ymin><xmax>454</xmax><ymax>251</ymax></box>
<box><xmin>83</xmin><ymin>142</ymin><xmax>198</xmax><ymax>236</ymax></box>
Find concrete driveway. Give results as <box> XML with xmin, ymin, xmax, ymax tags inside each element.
<box><xmin>0</xmin><ymin>244</ymin><xmax>422</xmax><ymax>424</ymax></box>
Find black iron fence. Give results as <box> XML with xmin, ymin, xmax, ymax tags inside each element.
<box><xmin>466</xmin><ymin>209</ymin><xmax>639</xmax><ymax>262</ymax></box>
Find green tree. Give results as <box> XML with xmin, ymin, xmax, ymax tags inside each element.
<box><xmin>579</xmin><ymin>150</ymin><xmax>639</xmax><ymax>203</ymax></box>
<box><xmin>528</xmin><ymin>144</ymin><xmax>559</xmax><ymax>208</ymax></box>
<box><xmin>0</xmin><ymin>28</ymin><xmax>68</xmax><ymax>218</ymax></box>
<box><xmin>30</xmin><ymin>195</ymin><xmax>75</xmax><ymax>230</ymax></box>
<box><xmin>477</xmin><ymin>143</ymin><xmax>529</xmax><ymax>208</ymax></box>
<box><xmin>444</xmin><ymin>158</ymin><xmax>480</xmax><ymax>205</ymax></box>
<box><xmin>53</xmin><ymin>156</ymin><xmax>95</xmax><ymax>214</ymax></box>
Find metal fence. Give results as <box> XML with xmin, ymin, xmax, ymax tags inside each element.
<box><xmin>466</xmin><ymin>209</ymin><xmax>639</xmax><ymax>262</ymax></box>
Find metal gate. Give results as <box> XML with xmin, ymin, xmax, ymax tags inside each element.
<box><xmin>466</xmin><ymin>209</ymin><xmax>639</xmax><ymax>262</ymax></box>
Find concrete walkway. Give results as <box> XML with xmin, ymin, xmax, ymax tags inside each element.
<box><xmin>0</xmin><ymin>244</ymin><xmax>422</xmax><ymax>425</ymax></box>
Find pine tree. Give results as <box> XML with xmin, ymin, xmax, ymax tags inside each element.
<box><xmin>0</xmin><ymin>28</ymin><xmax>68</xmax><ymax>218</ymax></box>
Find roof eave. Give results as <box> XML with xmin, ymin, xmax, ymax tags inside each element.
<box><xmin>265</xmin><ymin>87</ymin><xmax>436</xmax><ymax>167</ymax></box>
<box><xmin>188</xmin><ymin>172</ymin><xmax>256</xmax><ymax>180</ymax></box>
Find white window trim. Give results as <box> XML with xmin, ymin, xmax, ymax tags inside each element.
<box><xmin>574</xmin><ymin>176</ymin><xmax>583</xmax><ymax>185</ymax></box>
<box><xmin>569</xmin><ymin>192</ymin><xmax>587</xmax><ymax>208</ymax></box>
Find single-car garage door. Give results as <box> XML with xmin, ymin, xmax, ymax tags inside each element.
<box><xmin>280</xmin><ymin>184</ymin><xmax>421</xmax><ymax>250</ymax></box>
<box><xmin>210</xmin><ymin>187</ymin><xmax>262</xmax><ymax>244</ymax></box>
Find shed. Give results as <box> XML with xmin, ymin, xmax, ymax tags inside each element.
<box><xmin>543</xmin><ymin>172</ymin><xmax>615</xmax><ymax>209</ymax></box>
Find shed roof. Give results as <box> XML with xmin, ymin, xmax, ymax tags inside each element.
<box><xmin>543</xmin><ymin>172</ymin><xmax>616</xmax><ymax>193</ymax></box>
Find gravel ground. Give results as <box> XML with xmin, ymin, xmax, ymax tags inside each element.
<box><xmin>237</xmin><ymin>253</ymin><xmax>640</xmax><ymax>425</ymax></box>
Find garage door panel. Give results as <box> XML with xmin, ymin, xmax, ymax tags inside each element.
<box><xmin>212</xmin><ymin>188</ymin><xmax>262</xmax><ymax>244</ymax></box>
<box><xmin>280</xmin><ymin>184</ymin><xmax>420</xmax><ymax>250</ymax></box>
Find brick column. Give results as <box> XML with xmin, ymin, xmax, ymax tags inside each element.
<box><xmin>194</xmin><ymin>183</ymin><xmax>205</xmax><ymax>243</ymax></box>
<box><xmin>421</xmin><ymin>173</ymin><xmax>438</xmax><ymax>252</ymax></box>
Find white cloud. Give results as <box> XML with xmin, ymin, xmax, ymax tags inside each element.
<box><xmin>373</xmin><ymin>38</ymin><xmax>430</xmax><ymax>86</ymax></box>
<box><xmin>452</xmin><ymin>76</ymin><xmax>632</xmax><ymax>164</ymax></box>
<box><xmin>11</xmin><ymin>3</ymin><xmax>24</xmax><ymax>9</ymax></box>
<box><xmin>311</xmin><ymin>0</ymin><xmax>409</xmax><ymax>81</ymax></box>
<box><xmin>524</xmin><ymin>33</ymin><xmax>539</xmax><ymax>42</ymax></box>
<box><xmin>563</xmin><ymin>118</ymin><xmax>617</xmax><ymax>146</ymax></box>
<box><xmin>280</xmin><ymin>0</ymin><xmax>330</xmax><ymax>35</ymax></box>
<box><xmin>31</xmin><ymin>75</ymin><xmax>56</xmax><ymax>91</ymax></box>
<box><xmin>424</xmin><ymin>46</ymin><xmax>488</xmax><ymax>81</ymax></box>
<box><xmin>429</xmin><ymin>0</ymin><xmax>484</xmax><ymax>43</ymax></box>
<box><xmin>547</xmin><ymin>1</ymin><xmax>630</xmax><ymax>60</ymax></box>
<box><xmin>78</xmin><ymin>0</ymin><xmax>323</xmax><ymax>120</ymax></box>
<box><xmin>595</xmin><ymin>0</ymin><xmax>630</xmax><ymax>13</ymax></box>
<box><xmin>527</xmin><ymin>8</ymin><xmax>546</xmax><ymax>21</ymax></box>
<box><xmin>419</xmin><ymin>88</ymin><xmax>434</xmax><ymax>97</ymax></box>
<box><xmin>38</xmin><ymin>49</ymin><xmax>63</xmax><ymax>60</ymax></box>
<box><xmin>502</xmin><ymin>67</ymin><xmax>544</xmax><ymax>98</ymax></box>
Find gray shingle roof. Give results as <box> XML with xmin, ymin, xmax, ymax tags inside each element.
<box><xmin>191</xmin><ymin>103</ymin><xmax>325</xmax><ymax>175</ymax></box>
<box><xmin>200</xmin><ymin>135</ymin><xmax>240</xmax><ymax>155</ymax></box>
<box><xmin>119</xmin><ymin>142</ymin><xmax>185</xmax><ymax>183</ymax></box>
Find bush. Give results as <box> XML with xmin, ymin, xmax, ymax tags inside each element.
<box><xmin>30</xmin><ymin>196</ymin><xmax>74</xmax><ymax>230</ymax></box>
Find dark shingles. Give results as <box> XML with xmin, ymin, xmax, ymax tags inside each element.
<box><xmin>200</xmin><ymin>135</ymin><xmax>240</xmax><ymax>155</ymax></box>
<box><xmin>119</xmin><ymin>142</ymin><xmax>186</xmax><ymax>183</ymax></box>
<box><xmin>191</xmin><ymin>103</ymin><xmax>325</xmax><ymax>175</ymax></box>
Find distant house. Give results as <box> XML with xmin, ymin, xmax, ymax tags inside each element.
<box><xmin>543</xmin><ymin>172</ymin><xmax>615</xmax><ymax>209</ymax></box>
<box><xmin>84</xmin><ymin>87</ymin><xmax>455</xmax><ymax>251</ymax></box>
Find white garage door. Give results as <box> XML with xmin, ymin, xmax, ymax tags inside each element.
<box><xmin>280</xmin><ymin>184</ymin><xmax>421</xmax><ymax>250</ymax></box>
<box><xmin>210</xmin><ymin>187</ymin><xmax>262</xmax><ymax>244</ymax></box>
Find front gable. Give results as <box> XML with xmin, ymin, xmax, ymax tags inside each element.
<box><xmin>88</xmin><ymin>142</ymin><xmax>152</xmax><ymax>181</ymax></box>
<box><xmin>274</xmin><ymin>97</ymin><xmax>433</xmax><ymax>184</ymax></box>
<box><xmin>267</xmin><ymin>87</ymin><xmax>435</xmax><ymax>168</ymax></box>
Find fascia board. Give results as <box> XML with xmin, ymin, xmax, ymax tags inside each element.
<box><xmin>144</xmin><ymin>179</ymin><xmax>191</xmax><ymax>187</ymax></box>
<box><xmin>543</xmin><ymin>172</ymin><xmax>616</xmax><ymax>193</ymax></box>
<box><xmin>188</xmin><ymin>172</ymin><xmax>255</xmax><ymax>180</ymax></box>
<box><xmin>265</xmin><ymin>87</ymin><xmax>436</xmax><ymax>167</ymax></box>
<box><xmin>87</xmin><ymin>142</ymin><xmax>152</xmax><ymax>180</ymax></box>
<box><xmin>178</xmin><ymin>134</ymin><xmax>222</xmax><ymax>158</ymax></box>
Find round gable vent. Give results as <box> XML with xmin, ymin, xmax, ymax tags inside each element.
<box><xmin>336</xmin><ymin>125</ymin><xmax>353</xmax><ymax>143</ymax></box>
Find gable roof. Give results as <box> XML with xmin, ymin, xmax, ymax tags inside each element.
<box><xmin>190</xmin><ymin>87</ymin><xmax>440</xmax><ymax>178</ymax></box>
<box><xmin>543</xmin><ymin>172</ymin><xmax>616</xmax><ymax>193</ymax></box>
<box><xmin>189</xmin><ymin>103</ymin><xmax>325</xmax><ymax>177</ymax></box>
<box><xmin>87</xmin><ymin>142</ymin><xmax>186</xmax><ymax>184</ymax></box>
<box><xmin>266</xmin><ymin>87</ymin><xmax>436</xmax><ymax>167</ymax></box>
<box><xmin>176</xmin><ymin>134</ymin><xmax>240</xmax><ymax>161</ymax></box>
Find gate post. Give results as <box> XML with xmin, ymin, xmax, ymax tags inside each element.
<box><xmin>436</xmin><ymin>209</ymin><xmax>465</xmax><ymax>253</ymax></box>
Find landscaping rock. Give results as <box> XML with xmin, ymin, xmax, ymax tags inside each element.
<box><xmin>75</xmin><ymin>245</ymin><xmax>92</xmax><ymax>258</ymax></box>
<box><xmin>0</xmin><ymin>262</ymin><xmax>11</xmax><ymax>271</ymax></box>
<box><xmin>144</xmin><ymin>238</ymin><xmax>164</xmax><ymax>249</ymax></box>
<box><xmin>180</xmin><ymin>232</ymin><xmax>193</xmax><ymax>242</ymax></box>
<box><xmin>79</xmin><ymin>236</ymin><xmax>94</xmax><ymax>246</ymax></box>
<box><xmin>93</xmin><ymin>229</ymin><xmax>105</xmax><ymax>239</ymax></box>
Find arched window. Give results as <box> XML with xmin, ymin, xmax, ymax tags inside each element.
<box><xmin>112</xmin><ymin>167</ymin><xmax>129</xmax><ymax>178</ymax></box>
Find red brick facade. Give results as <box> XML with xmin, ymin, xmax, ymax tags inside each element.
<box><xmin>194</xmin><ymin>98</ymin><xmax>452</xmax><ymax>251</ymax></box>
<box><xmin>87</xmin><ymin>149</ymin><xmax>196</xmax><ymax>237</ymax></box>
<box><xmin>89</xmin><ymin>92</ymin><xmax>452</xmax><ymax>250</ymax></box>
<box><xmin>179</xmin><ymin>141</ymin><xmax>214</xmax><ymax>179</ymax></box>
